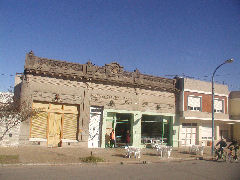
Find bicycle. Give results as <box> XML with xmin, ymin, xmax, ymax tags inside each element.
<box><xmin>226</xmin><ymin>146</ymin><xmax>239</xmax><ymax>162</ymax></box>
<box><xmin>226</xmin><ymin>147</ymin><xmax>234</xmax><ymax>162</ymax></box>
<box><xmin>214</xmin><ymin>147</ymin><xmax>227</xmax><ymax>161</ymax></box>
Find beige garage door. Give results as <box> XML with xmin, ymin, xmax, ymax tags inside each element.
<box><xmin>31</xmin><ymin>102</ymin><xmax>79</xmax><ymax>147</ymax></box>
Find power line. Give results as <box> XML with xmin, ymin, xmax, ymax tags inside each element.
<box><xmin>0</xmin><ymin>73</ymin><xmax>15</xmax><ymax>77</ymax></box>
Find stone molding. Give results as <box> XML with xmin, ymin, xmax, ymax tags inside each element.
<box><xmin>24</xmin><ymin>51</ymin><xmax>177</xmax><ymax>93</ymax></box>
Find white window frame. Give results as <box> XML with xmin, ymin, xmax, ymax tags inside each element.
<box><xmin>214</xmin><ymin>98</ymin><xmax>224</xmax><ymax>113</ymax></box>
<box><xmin>187</xmin><ymin>95</ymin><xmax>202</xmax><ymax>112</ymax></box>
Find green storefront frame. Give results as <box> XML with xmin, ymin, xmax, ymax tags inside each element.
<box><xmin>101</xmin><ymin>109</ymin><xmax>178</xmax><ymax>148</ymax></box>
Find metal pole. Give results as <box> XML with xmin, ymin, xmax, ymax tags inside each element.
<box><xmin>211</xmin><ymin>59</ymin><xmax>233</xmax><ymax>157</ymax></box>
<box><xmin>162</xmin><ymin>120</ymin><xmax>164</xmax><ymax>144</ymax></box>
<box><xmin>211</xmin><ymin>76</ymin><xmax>215</xmax><ymax>156</ymax></box>
<box><xmin>211</xmin><ymin>61</ymin><xmax>231</xmax><ymax>156</ymax></box>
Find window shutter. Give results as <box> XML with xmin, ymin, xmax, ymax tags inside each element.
<box><xmin>214</xmin><ymin>99</ymin><xmax>223</xmax><ymax>111</ymax></box>
<box><xmin>188</xmin><ymin>96</ymin><xmax>200</xmax><ymax>107</ymax></box>
<box><xmin>31</xmin><ymin>112</ymin><xmax>48</xmax><ymax>138</ymax></box>
<box><xmin>62</xmin><ymin>113</ymin><xmax>78</xmax><ymax>140</ymax></box>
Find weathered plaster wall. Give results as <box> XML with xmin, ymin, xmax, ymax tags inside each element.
<box><xmin>229</xmin><ymin>91</ymin><xmax>240</xmax><ymax>120</ymax></box>
<box><xmin>18</xmin><ymin>52</ymin><xmax>178</xmax><ymax>147</ymax></box>
<box><xmin>88</xmin><ymin>82</ymin><xmax>175</xmax><ymax>114</ymax></box>
<box><xmin>183</xmin><ymin>78</ymin><xmax>229</xmax><ymax>95</ymax></box>
<box><xmin>0</xmin><ymin>120</ymin><xmax>20</xmax><ymax>147</ymax></box>
<box><xmin>229</xmin><ymin>91</ymin><xmax>240</xmax><ymax>142</ymax></box>
<box><xmin>0</xmin><ymin>92</ymin><xmax>20</xmax><ymax>147</ymax></box>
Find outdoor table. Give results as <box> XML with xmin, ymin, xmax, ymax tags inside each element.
<box><xmin>125</xmin><ymin>146</ymin><xmax>141</xmax><ymax>159</ymax></box>
<box><xmin>153</xmin><ymin>144</ymin><xmax>172</xmax><ymax>158</ymax></box>
<box><xmin>189</xmin><ymin>145</ymin><xmax>204</xmax><ymax>156</ymax></box>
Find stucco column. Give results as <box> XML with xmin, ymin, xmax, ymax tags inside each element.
<box><xmin>132</xmin><ymin>112</ymin><xmax>142</xmax><ymax>147</ymax></box>
<box><xmin>79</xmin><ymin>85</ymin><xmax>90</xmax><ymax>143</ymax></box>
<box><xmin>215</xmin><ymin>125</ymin><xmax>220</xmax><ymax>142</ymax></box>
<box><xmin>101</xmin><ymin>111</ymin><xmax>107</xmax><ymax>148</ymax></box>
<box><xmin>19</xmin><ymin>74</ymin><xmax>33</xmax><ymax>145</ymax></box>
<box><xmin>172</xmin><ymin>116</ymin><xmax>180</xmax><ymax>147</ymax></box>
<box><xmin>178</xmin><ymin>124</ymin><xmax>182</xmax><ymax>147</ymax></box>
<box><xmin>198</xmin><ymin>125</ymin><xmax>202</xmax><ymax>146</ymax></box>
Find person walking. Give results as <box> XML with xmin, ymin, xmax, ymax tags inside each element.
<box><xmin>110</xmin><ymin>129</ymin><xmax>116</xmax><ymax>148</ymax></box>
<box><xmin>126</xmin><ymin>130</ymin><xmax>131</xmax><ymax>146</ymax></box>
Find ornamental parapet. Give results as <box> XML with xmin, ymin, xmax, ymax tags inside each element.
<box><xmin>24</xmin><ymin>51</ymin><xmax>177</xmax><ymax>93</ymax></box>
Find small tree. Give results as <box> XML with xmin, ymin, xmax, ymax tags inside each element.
<box><xmin>0</xmin><ymin>91</ymin><xmax>37</xmax><ymax>141</ymax></box>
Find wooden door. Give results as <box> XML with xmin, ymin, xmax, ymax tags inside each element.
<box><xmin>31</xmin><ymin>102</ymin><xmax>79</xmax><ymax>147</ymax></box>
<box><xmin>48</xmin><ymin>113</ymin><xmax>62</xmax><ymax>147</ymax></box>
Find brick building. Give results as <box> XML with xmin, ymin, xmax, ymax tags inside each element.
<box><xmin>175</xmin><ymin>77</ymin><xmax>237</xmax><ymax>147</ymax></box>
<box><xmin>14</xmin><ymin>51</ymin><xmax>179</xmax><ymax>148</ymax></box>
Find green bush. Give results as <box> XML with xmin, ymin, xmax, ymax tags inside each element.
<box><xmin>0</xmin><ymin>155</ymin><xmax>19</xmax><ymax>164</ymax></box>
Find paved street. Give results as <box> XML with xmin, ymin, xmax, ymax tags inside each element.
<box><xmin>0</xmin><ymin>160</ymin><xmax>239</xmax><ymax>180</ymax></box>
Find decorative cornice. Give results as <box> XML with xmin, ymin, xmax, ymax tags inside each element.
<box><xmin>184</xmin><ymin>89</ymin><xmax>228</xmax><ymax>97</ymax></box>
<box><xmin>183</xmin><ymin>116</ymin><xmax>240</xmax><ymax>122</ymax></box>
<box><xmin>24</xmin><ymin>51</ymin><xmax>178</xmax><ymax>93</ymax></box>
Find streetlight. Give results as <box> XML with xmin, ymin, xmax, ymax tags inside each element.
<box><xmin>211</xmin><ymin>58</ymin><xmax>234</xmax><ymax>156</ymax></box>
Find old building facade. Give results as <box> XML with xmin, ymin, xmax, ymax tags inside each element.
<box><xmin>229</xmin><ymin>91</ymin><xmax>240</xmax><ymax>142</ymax></box>
<box><xmin>176</xmin><ymin>77</ymin><xmax>237</xmax><ymax>147</ymax></box>
<box><xmin>15</xmin><ymin>51</ymin><xmax>179</xmax><ymax>148</ymax></box>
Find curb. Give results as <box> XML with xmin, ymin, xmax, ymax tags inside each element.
<box><xmin>0</xmin><ymin>157</ymin><xmax>204</xmax><ymax>167</ymax></box>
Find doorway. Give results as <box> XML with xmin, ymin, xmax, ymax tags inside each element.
<box><xmin>180</xmin><ymin>123</ymin><xmax>197</xmax><ymax>146</ymax></box>
<box><xmin>88</xmin><ymin>106</ymin><xmax>103</xmax><ymax>148</ymax></box>
<box><xmin>31</xmin><ymin>102</ymin><xmax>79</xmax><ymax>147</ymax></box>
<box><xmin>115</xmin><ymin>113</ymin><xmax>132</xmax><ymax>147</ymax></box>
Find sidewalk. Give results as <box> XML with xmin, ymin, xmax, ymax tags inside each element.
<box><xmin>0</xmin><ymin>146</ymin><xmax>213</xmax><ymax>165</ymax></box>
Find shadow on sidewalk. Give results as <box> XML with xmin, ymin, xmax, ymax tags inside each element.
<box><xmin>112</xmin><ymin>154</ymin><xmax>125</xmax><ymax>158</ymax></box>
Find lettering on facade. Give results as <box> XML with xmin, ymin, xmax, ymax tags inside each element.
<box><xmin>32</xmin><ymin>91</ymin><xmax>82</xmax><ymax>103</ymax></box>
<box><xmin>142</xmin><ymin>101</ymin><xmax>174</xmax><ymax>110</ymax></box>
<box><xmin>91</xmin><ymin>93</ymin><xmax>132</xmax><ymax>105</ymax></box>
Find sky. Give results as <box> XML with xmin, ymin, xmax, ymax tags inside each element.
<box><xmin>0</xmin><ymin>0</ymin><xmax>240</xmax><ymax>92</ymax></box>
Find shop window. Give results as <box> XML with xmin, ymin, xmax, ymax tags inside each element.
<box><xmin>187</xmin><ymin>96</ymin><xmax>201</xmax><ymax>111</ymax></box>
<box><xmin>141</xmin><ymin>115</ymin><xmax>170</xmax><ymax>145</ymax></box>
<box><xmin>214</xmin><ymin>99</ymin><xmax>224</xmax><ymax>113</ymax></box>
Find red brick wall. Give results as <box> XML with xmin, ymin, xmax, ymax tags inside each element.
<box><xmin>184</xmin><ymin>91</ymin><xmax>228</xmax><ymax>113</ymax></box>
